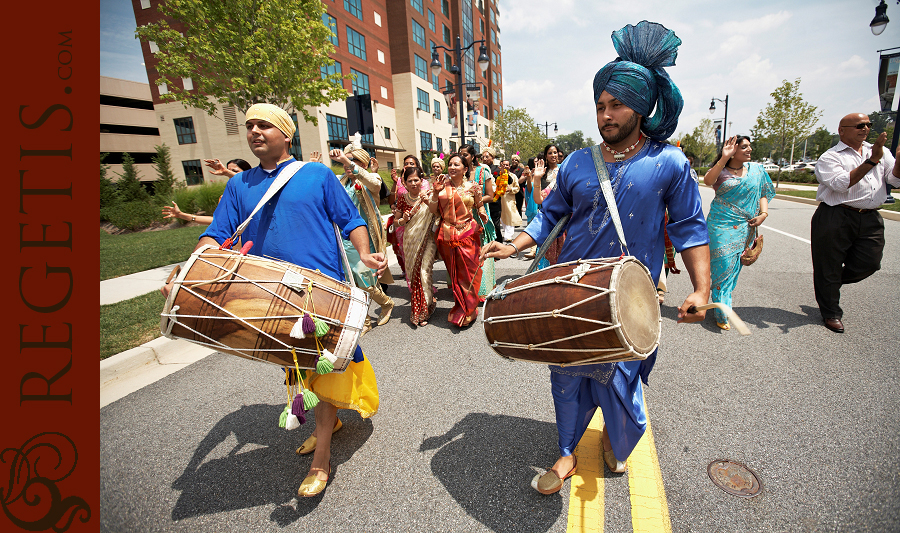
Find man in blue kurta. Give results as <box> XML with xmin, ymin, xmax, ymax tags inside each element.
<box><xmin>161</xmin><ymin>103</ymin><xmax>386</xmax><ymax>498</ymax></box>
<box><xmin>482</xmin><ymin>21</ymin><xmax>711</xmax><ymax>495</ymax></box>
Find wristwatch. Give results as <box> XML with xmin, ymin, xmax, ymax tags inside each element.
<box><xmin>863</xmin><ymin>159</ymin><xmax>877</xmax><ymax>167</ymax></box>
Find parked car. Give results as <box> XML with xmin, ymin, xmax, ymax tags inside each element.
<box><xmin>781</xmin><ymin>163</ymin><xmax>814</xmax><ymax>172</ymax></box>
<box><xmin>762</xmin><ymin>163</ymin><xmax>780</xmax><ymax>172</ymax></box>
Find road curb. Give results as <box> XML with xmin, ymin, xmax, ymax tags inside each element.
<box><xmin>773</xmin><ymin>193</ymin><xmax>900</xmax><ymax>221</ymax></box>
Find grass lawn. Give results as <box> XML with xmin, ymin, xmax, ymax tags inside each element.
<box><xmin>100</xmin><ymin>225</ymin><xmax>207</xmax><ymax>280</ymax></box>
<box><xmin>775</xmin><ymin>189</ymin><xmax>900</xmax><ymax>212</ymax></box>
<box><xmin>100</xmin><ymin>291</ymin><xmax>166</xmax><ymax>360</ymax></box>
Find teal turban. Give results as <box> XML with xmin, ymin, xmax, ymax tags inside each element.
<box><xmin>593</xmin><ymin>21</ymin><xmax>684</xmax><ymax>141</ymax></box>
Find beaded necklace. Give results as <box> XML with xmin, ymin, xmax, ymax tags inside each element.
<box><xmin>602</xmin><ymin>133</ymin><xmax>644</xmax><ymax>162</ymax></box>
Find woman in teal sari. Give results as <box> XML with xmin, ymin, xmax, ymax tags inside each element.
<box><xmin>703</xmin><ymin>135</ymin><xmax>775</xmax><ymax>330</ymax></box>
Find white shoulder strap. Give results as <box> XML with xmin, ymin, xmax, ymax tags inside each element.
<box><xmin>589</xmin><ymin>145</ymin><xmax>630</xmax><ymax>256</ymax></box>
<box><xmin>227</xmin><ymin>160</ymin><xmax>306</xmax><ymax>245</ymax></box>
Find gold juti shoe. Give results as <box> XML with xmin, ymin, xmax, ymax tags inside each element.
<box><xmin>296</xmin><ymin>418</ymin><xmax>342</xmax><ymax>455</ymax></box>
<box><xmin>297</xmin><ymin>462</ymin><xmax>331</xmax><ymax>497</ymax></box>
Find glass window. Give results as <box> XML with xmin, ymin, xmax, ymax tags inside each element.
<box><xmin>410</xmin><ymin>0</ymin><xmax>423</xmax><ymax>15</ymax></box>
<box><xmin>441</xmin><ymin>0</ymin><xmax>449</xmax><ymax>17</ymax></box>
<box><xmin>443</xmin><ymin>24</ymin><xmax>451</xmax><ymax>45</ymax></box>
<box><xmin>350</xmin><ymin>68</ymin><xmax>369</xmax><ymax>95</ymax></box>
<box><xmin>436</xmin><ymin>137</ymin><xmax>443</xmax><ymax>152</ymax></box>
<box><xmin>320</xmin><ymin>61</ymin><xmax>342</xmax><ymax>80</ymax></box>
<box><xmin>346</xmin><ymin>27</ymin><xmax>367</xmax><ymax>60</ymax></box>
<box><xmin>420</xmin><ymin>131</ymin><xmax>433</xmax><ymax>151</ymax></box>
<box><xmin>417</xmin><ymin>88</ymin><xmax>430</xmax><ymax>112</ymax></box>
<box><xmin>450</xmin><ymin>140</ymin><xmax>457</xmax><ymax>153</ymax></box>
<box><xmin>289</xmin><ymin>114</ymin><xmax>303</xmax><ymax>161</ymax></box>
<box><xmin>428</xmin><ymin>9</ymin><xmax>436</xmax><ymax>32</ymax></box>
<box><xmin>444</xmin><ymin>52</ymin><xmax>453</xmax><ymax>70</ymax></box>
<box><xmin>414</xmin><ymin>54</ymin><xmax>428</xmax><ymax>80</ymax></box>
<box><xmin>412</xmin><ymin>19</ymin><xmax>425</xmax><ymax>47</ymax></box>
<box><xmin>491</xmin><ymin>29</ymin><xmax>496</xmax><ymax>44</ymax></box>
<box><xmin>432</xmin><ymin>73</ymin><xmax>439</xmax><ymax>91</ymax></box>
<box><xmin>344</xmin><ymin>0</ymin><xmax>362</xmax><ymax>20</ymax></box>
<box><xmin>173</xmin><ymin>117</ymin><xmax>196</xmax><ymax>144</ymax></box>
<box><xmin>480</xmin><ymin>19</ymin><xmax>484</xmax><ymax>34</ymax></box>
<box><xmin>326</xmin><ymin>114</ymin><xmax>348</xmax><ymax>141</ymax></box>
<box><xmin>322</xmin><ymin>13</ymin><xmax>338</xmax><ymax>46</ymax></box>
<box><xmin>182</xmin><ymin>159</ymin><xmax>203</xmax><ymax>185</ymax></box>
<box><xmin>493</xmin><ymin>90</ymin><xmax>498</xmax><ymax>104</ymax></box>
<box><xmin>445</xmin><ymin>79</ymin><xmax>453</xmax><ymax>92</ymax></box>
<box><xmin>434</xmin><ymin>100</ymin><xmax>441</xmax><ymax>119</ymax></box>
<box><xmin>384</xmin><ymin>127</ymin><xmax>391</xmax><ymax>140</ymax></box>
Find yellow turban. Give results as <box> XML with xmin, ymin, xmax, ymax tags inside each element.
<box><xmin>245</xmin><ymin>103</ymin><xmax>295</xmax><ymax>139</ymax></box>
<box><xmin>431</xmin><ymin>155</ymin><xmax>446</xmax><ymax>172</ymax></box>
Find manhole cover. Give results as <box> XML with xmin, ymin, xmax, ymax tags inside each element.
<box><xmin>707</xmin><ymin>460</ymin><xmax>762</xmax><ymax>498</ymax></box>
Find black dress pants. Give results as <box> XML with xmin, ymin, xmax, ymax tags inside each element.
<box><xmin>810</xmin><ymin>203</ymin><xmax>884</xmax><ymax>319</ymax></box>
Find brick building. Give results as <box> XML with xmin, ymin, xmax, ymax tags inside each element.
<box><xmin>130</xmin><ymin>0</ymin><xmax>503</xmax><ymax>185</ymax></box>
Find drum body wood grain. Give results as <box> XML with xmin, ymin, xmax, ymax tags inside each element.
<box><xmin>160</xmin><ymin>245</ymin><xmax>368</xmax><ymax>371</ymax></box>
<box><xmin>482</xmin><ymin>257</ymin><xmax>660</xmax><ymax>365</ymax></box>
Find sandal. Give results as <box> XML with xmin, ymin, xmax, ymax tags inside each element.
<box><xmin>533</xmin><ymin>456</ymin><xmax>578</xmax><ymax>495</ymax></box>
<box><xmin>716</xmin><ymin>322</ymin><xmax>731</xmax><ymax>331</ymax></box>
<box><xmin>657</xmin><ymin>289</ymin><xmax>666</xmax><ymax>304</ymax></box>
<box><xmin>296</xmin><ymin>418</ymin><xmax>342</xmax><ymax>455</ymax></box>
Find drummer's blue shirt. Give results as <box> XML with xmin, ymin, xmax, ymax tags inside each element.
<box><xmin>523</xmin><ymin>140</ymin><xmax>709</xmax><ymax>383</ymax></box>
<box><xmin>201</xmin><ymin>158</ymin><xmax>366</xmax><ymax>281</ymax></box>
<box><xmin>201</xmin><ymin>158</ymin><xmax>368</xmax><ymax>363</ymax></box>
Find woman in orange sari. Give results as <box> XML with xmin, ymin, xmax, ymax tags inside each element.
<box><xmin>428</xmin><ymin>153</ymin><xmax>487</xmax><ymax>327</ymax></box>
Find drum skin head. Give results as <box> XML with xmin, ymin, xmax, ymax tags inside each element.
<box><xmin>612</xmin><ymin>260</ymin><xmax>661</xmax><ymax>355</ymax></box>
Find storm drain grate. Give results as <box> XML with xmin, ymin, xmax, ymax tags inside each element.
<box><xmin>707</xmin><ymin>460</ymin><xmax>763</xmax><ymax>498</ymax></box>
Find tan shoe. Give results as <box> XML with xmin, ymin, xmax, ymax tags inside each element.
<box><xmin>366</xmin><ymin>286</ymin><xmax>394</xmax><ymax>326</ymax></box>
<box><xmin>603</xmin><ymin>448</ymin><xmax>626</xmax><ymax>474</ymax></box>
<box><xmin>532</xmin><ymin>457</ymin><xmax>577</xmax><ymax>495</ymax></box>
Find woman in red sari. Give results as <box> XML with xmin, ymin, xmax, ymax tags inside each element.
<box><xmin>392</xmin><ymin>166</ymin><xmax>438</xmax><ymax>327</ymax></box>
<box><xmin>428</xmin><ymin>153</ymin><xmax>487</xmax><ymax>327</ymax></box>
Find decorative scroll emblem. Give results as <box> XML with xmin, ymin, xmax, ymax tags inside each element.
<box><xmin>1</xmin><ymin>432</ymin><xmax>91</xmax><ymax>531</ymax></box>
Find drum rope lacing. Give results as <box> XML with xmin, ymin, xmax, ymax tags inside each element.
<box><xmin>162</xmin><ymin>251</ymin><xmax>361</xmax><ymax>364</ymax></box>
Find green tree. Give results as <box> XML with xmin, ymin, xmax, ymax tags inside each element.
<box><xmin>116</xmin><ymin>153</ymin><xmax>150</xmax><ymax>203</ymax></box>
<box><xmin>677</xmin><ymin>118</ymin><xmax>717</xmax><ymax>166</ymax></box>
<box><xmin>806</xmin><ymin>126</ymin><xmax>837</xmax><ymax>160</ymax></box>
<box><xmin>151</xmin><ymin>143</ymin><xmax>178</xmax><ymax>201</ymax></box>
<box><xmin>491</xmin><ymin>106</ymin><xmax>546</xmax><ymax>160</ymax></box>
<box><xmin>751</xmin><ymin>78</ymin><xmax>822</xmax><ymax>168</ymax></box>
<box><xmin>135</xmin><ymin>0</ymin><xmax>348</xmax><ymax>124</ymax></box>
<box><xmin>100</xmin><ymin>153</ymin><xmax>119</xmax><ymax>211</ymax></box>
<box><xmin>867</xmin><ymin>111</ymin><xmax>895</xmax><ymax>145</ymax></box>
<box><xmin>554</xmin><ymin>130</ymin><xmax>589</xmax><ymax>154</ymax></box>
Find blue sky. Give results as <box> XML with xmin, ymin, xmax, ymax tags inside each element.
<box><xmin>101</xmin><ymin>0</ymin><xmax>900</xmax><ymax>142</ymax></box>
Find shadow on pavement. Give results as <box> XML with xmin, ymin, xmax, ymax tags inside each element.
<box><xmin>170</xmin><ymin>403</ymin><xmax>373</xmax><ymax>524</ymax></box>
<box><xmin>420</xmin><ymin>413</ymin><xmax>564</xmax><ymax>533</ymax></box>
<box><xmin>659</xmin><ymin>303</ymin><xmax>821</xmax><ymax>334</ymax></box>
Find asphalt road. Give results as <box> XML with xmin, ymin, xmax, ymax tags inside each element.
<box><xmin>100</xmin><ymin>187</ymin><xmax>900</xmax><ymax>532</ymax></box>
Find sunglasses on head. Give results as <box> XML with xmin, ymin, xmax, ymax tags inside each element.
<box><xmin>843</xmin><ymin>122</ymin><xmax>872</xmax><ymax>130</ymax></box>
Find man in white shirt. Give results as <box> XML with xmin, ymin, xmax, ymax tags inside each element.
<box><xmin>812</xmin><ymin>113</ymin><xmax>900</xmax><ymax>333</ymax></box>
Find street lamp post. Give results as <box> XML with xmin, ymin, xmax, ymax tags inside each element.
<box><xmin>709</xmin><ymin>95</ymin><xmax>729</xmax><ymax>146</ymax></box>
<box><xmin>871</xmin><ymin>2</ymin><xmax>899</xmax><ymax>203</ymax></box>
<box><xmin>537</xmin><ymin>121</ymin><xmax>558</xmax><ymax>137</ymax></box>
<box><xmin>431</xmin><ymin>37</ymin><xmax>490</xmax><ymax>150</ymax></box>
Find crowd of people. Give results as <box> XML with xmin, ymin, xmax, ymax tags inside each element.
<box><xmin>156</xmin><ymin>19</ymin><xmax>900</xmax><ymax>500</ymax></box>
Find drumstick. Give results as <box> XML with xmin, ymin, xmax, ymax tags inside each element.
<box><xmin>687</xmin><ymin>303</ymin><xmax>750</xmax><ymax>336</ymax></box>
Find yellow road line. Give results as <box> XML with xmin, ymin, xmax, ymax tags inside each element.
<box><xmin>566</xmin><ymin>410</ymin><xmax>671</xmax><ymax>532</ymax></box>
<box><xmin>567</xmin><ymin>412</ymin><xmax>604</xmax><ymax>533</ymax></box>
<box><xmin>627</xmin><ymin>418</ymin><xmax>672</xmax><ymax>533</ymax></box>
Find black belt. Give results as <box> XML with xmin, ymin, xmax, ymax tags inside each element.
<box><xmin>837</xmin><ymin>203</ymin><xmax>876</xmax><ymax>214</ymax></box>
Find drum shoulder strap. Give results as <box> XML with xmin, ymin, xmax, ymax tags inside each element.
<box><xmin>230</xmin><ymin>161</ymin><xmax>306</xmax><ymax>243</ymax></box>
<box><xmin>588</xmin><ymin>145</ymin><xmax>629</xmax><ymax>255</ymax></box>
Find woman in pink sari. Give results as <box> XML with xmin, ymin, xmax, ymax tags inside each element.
<box><xmin>392</xmin><ymin>167</ymin><xmax>438</xmax><ymax>327</ymax></box>
<box><xmin>428</xmin><ymin>153</ymin><xmax>487</xmax><ymax>327</ymax></box>
<box><xmin>387</xmin><ymin>155</ymin><xmax>427</xmax><ymax>276</ymax></box>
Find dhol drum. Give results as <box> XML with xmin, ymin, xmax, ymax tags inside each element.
<box><xmin>160</xmin><ymin>245</ymin><xmax>369</xmax><ymax>371</ymax></box>
<box><xmin>482</xmin><ymin>257</ymin><xmax>660</xmax><ymax>365</ymax></box>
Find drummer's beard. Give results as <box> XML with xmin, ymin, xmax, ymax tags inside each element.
<box><xmin>599</xmin><ymin>111</ymin><xmax>640</xmax><ymax>145</ymax></box>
